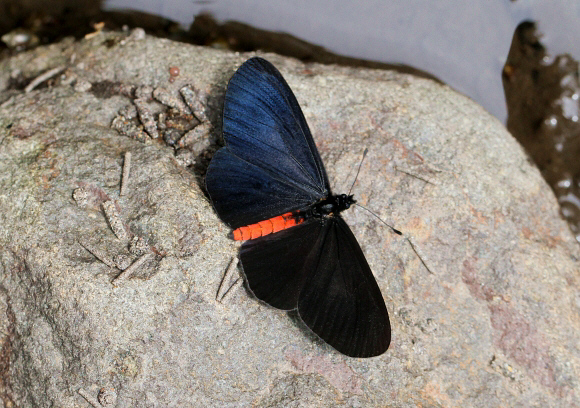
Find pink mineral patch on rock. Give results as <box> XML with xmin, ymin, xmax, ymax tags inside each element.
<box><xmin>489</xmin><ymin>303</ymin><xmax>569</xmax><ymax>397</ymax></box>
<box><xmin>285</xmin><ymin>349</ymin><xmax>363</xmax><ymax>395</ymax></box>
<box><xmin>461</xmin><ymin>258</ymin><xmax>495</xmax><ymax>301</ymax></box>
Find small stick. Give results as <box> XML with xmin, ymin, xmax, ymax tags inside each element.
<box><xmin>112</xmin><ymin>252</ymin><xmax>153</xmax><ymax>284</ymax></box>
<box><xmin>102</xmin><ymin>200</ymin><xmax>128</xmax><ymax>241</ymax></box>
<box><xmin>120</xmin><ymin>152</ymin><xmax>132</xmax><ymax>196</ymax></box>
<box><xmin>79</xmin><ymin>240</ymin><xmax>115</xmax><ymax>268</ymax></box>
<box><xmin>406</xmin><ymin>237</ymin><xmax>434</xmax><ymax>274</ymax></box>
<box><xmin>111</xmin><ymin>115</ymin><xmax>148</xmax><ymax>143</ymax></box>
<box><xmin>395</xmin><ymin>166</ymin><xmax>438</xmax><ymax>185</ymax></box>
<box><xmin>153</xmin><ymin>87</ymin><xmax>191</xmax><ymax>114</ymax></box>
<box><xmin>134</xmin><ymin>98</ymin><xmax>159</xmax><ymax>139</ymax></box>
<box><xmin>25</xmin><ymin>66</ymin><xmax>66</xmax><ymax>93</ymax></box>
<box><xmin>178</xmin><ymin>122</ymin><xmax>211</xmax><ymax>149</ymax></box>
<box><xmin>180</xmin><ymin>85</ymin><xmax>208</xmax><ymax>122</ymax></box>
<box><xmin>216</xmin><ymin>257</ymin><xmax>242</xmax><ymax>303</ymax></box>
<box><xmin>78</xmin><ymin>388</ymin><xmax>102</xmax><ymax>408</ymax></box>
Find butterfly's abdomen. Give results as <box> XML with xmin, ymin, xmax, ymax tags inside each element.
<box><xmin>231</xmin><ymin>212</ymin><xmax>304</xmax><ymax>241</ymax></box>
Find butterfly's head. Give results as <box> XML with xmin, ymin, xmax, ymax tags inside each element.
<box><xmin>335</xmin><ymin>193</ymin><xmax>356</xmax><ymax>212</ymax></box>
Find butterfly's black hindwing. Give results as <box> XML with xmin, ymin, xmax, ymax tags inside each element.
<box><xmin>240</xmin><ymin>216</ymin><xmax>390</xmax><ymax>357</ymax></box>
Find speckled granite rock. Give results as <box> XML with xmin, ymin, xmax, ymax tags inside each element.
<box><xmin>0</xmin><ymin>31</ymin><xmax>578</xmax><ymax>407</ymax></box>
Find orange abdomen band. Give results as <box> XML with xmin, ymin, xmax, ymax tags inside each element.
<box><xmin>231</xmin><ymin>212</ymin><xmax>303</xmax><ymax>241</ymax></box>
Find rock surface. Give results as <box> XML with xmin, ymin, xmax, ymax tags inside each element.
<box><xmin>0</xmin><ymin>31</ymin><xmax>578</xmax><ymax>407</ymax></box>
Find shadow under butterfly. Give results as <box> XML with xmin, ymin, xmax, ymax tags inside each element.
<box><xmin>205</xmin><ymin>57</ymin><xmax>391</xmax><ymax>358</ymax></box>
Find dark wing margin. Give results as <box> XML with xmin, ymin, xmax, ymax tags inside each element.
<box><xmin>297</xmin><ymin>216</ymin><xmax>391</xmax><ymax>358</ymax></box>
<box><xmin>206</xmin><ymin>57</ymin><xmax>330</xmax><ymax>227</ymax></box>
<box><xmin>239</xmin><ymin>219</ymin><xmax>325</xmax><ymax>310</ymax></box>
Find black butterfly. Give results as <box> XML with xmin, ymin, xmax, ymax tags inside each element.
<box><xmin>205</xmin><ymin>57</ymin><xmax>390</xmax><ymax>357</ymax></box>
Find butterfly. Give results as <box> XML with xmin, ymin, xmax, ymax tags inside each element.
<box><xmin>205</xmin><ymin>57</ymin><xmax>391</xmax><ymax>357</ymax></box>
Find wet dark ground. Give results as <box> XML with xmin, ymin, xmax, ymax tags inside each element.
<box><xmin>1</xmin><ymin>4</ymin><xmax>579</xmax><ymax>242</ymax></box>
<box><xmin>503</xmin><ymin>22</ymin><xmax>580</xmax><ymax>241</ymax></box>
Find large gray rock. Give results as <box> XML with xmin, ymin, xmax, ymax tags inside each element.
<box><xmin>0</xmin><ymin>31</ymin><xmax>578</xmax><ymax>407</ymax></box>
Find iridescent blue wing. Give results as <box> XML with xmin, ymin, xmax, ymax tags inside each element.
<box><xmin>206</xmin><ymin>57</ymin><xmax>329</xmax><ymax>228</ymax></box>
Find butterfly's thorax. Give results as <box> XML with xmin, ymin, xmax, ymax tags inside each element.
<box><xmin>231</xmin><ymin>194</ymin><xmax>356</xmax><ymax>241</ymax></box>
<box><xmin>304</xmin><ymin>194</ymin><xmax>356</xmax><ymax>219</ymax></box>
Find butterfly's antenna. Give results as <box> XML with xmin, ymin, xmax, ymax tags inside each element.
<box><xmin>353</xmin><ymin>203</ymin><xmax>402</xmax><ymax>236</ymax></box>
<box><xmin>348</xmin><ymin>148</ymin><xmax>368</xmax><ymax>196</ymax></box>
<box><xmin>354</xmin><ymin>204</ymin><xmax>434</xmax><ymax>273</ymax></box>
<box><xmin>348</xmin><ymin>148</ymin><xmax>402</xmax><ymax>236</ymax></box>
